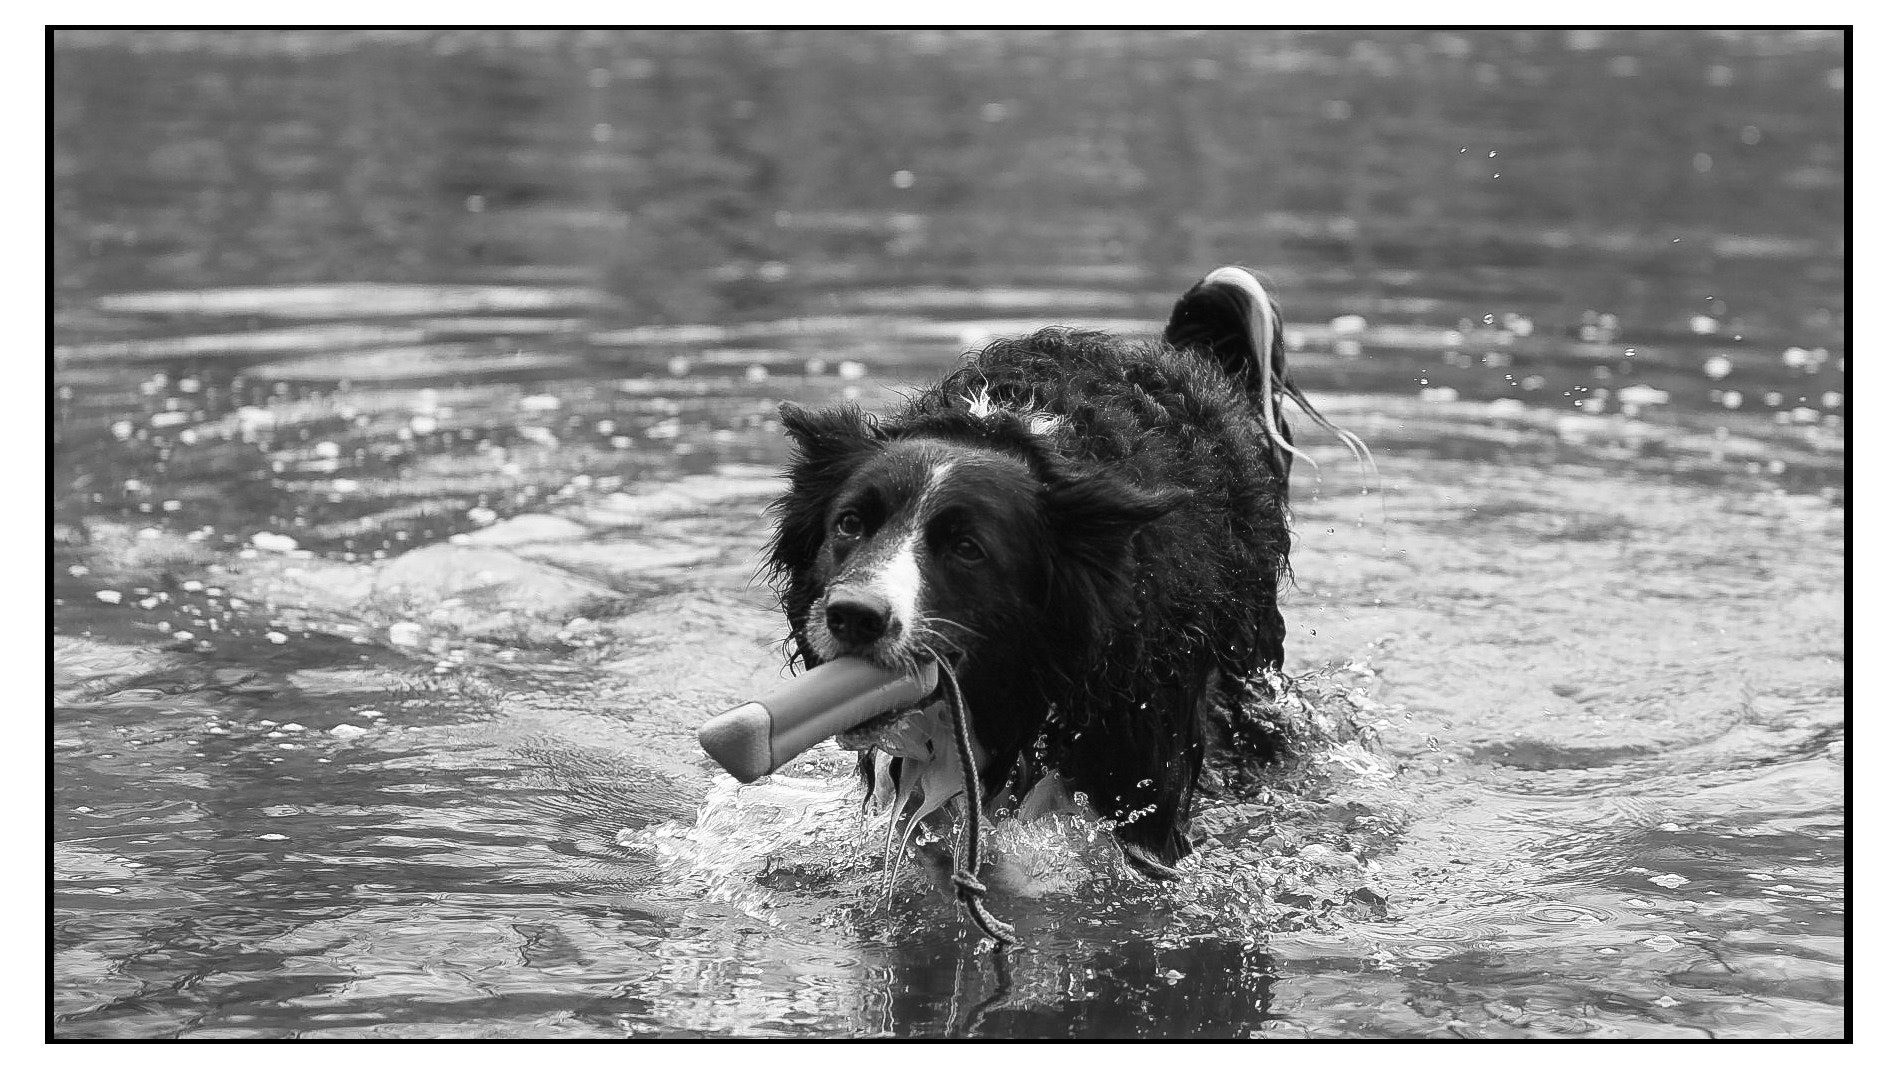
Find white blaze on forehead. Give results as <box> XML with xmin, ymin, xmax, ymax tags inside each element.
<box><xmin>927</xmin><ymin>460</ymin><xmax>955</xmax><ymax>498</ymax></box>
<box><xmin>833</xmin><ymin>456</ymin><xmax>955</xmax><ymax>637</ymax></box>
<box><xmin>877</xmin><ymin>459</ymin><xmax>955</xmax><ymax>628</ymax></box>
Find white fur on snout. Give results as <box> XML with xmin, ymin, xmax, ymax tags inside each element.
<box><xmin>876</xmin><ymin>531</ymin><xmax>923</xmax><ymax>635</ymax></box>
<box><xmin>805</xmin><ymin>533</ymin><xmax>924</xmax><ymax>665</ymax></box>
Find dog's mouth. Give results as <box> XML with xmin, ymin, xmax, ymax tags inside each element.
<box><xmin>832</xmin><ymin>651</ymin><xmax>959</xmax><ymax>755</ymax></box>
<box><xmin>833</xmin><ymin>704</ymin><xmax>921</xmax><ymax>752</ymax></box>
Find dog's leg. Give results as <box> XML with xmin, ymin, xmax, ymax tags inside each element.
<box><xmin>1053</xmin><ymin>678</ymin><xmax>1211</xmax><ymax>874</ymax></box>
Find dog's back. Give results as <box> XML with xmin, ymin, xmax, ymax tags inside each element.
<box><xmin>901</xmin><ymin>302</ymin><xmax>1294</xmax><ymax>865</ymax></box>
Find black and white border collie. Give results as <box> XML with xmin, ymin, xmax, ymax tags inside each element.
<box><xmin>768</xmin><ymin>267</ymin><xmax>1362</xmax><ymax>878</ymax></box>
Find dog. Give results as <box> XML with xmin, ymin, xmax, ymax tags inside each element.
<box><xmin>766</xmin><ymin>266</ymin><xmax>1361</xmax><ymax>878</ymax></box>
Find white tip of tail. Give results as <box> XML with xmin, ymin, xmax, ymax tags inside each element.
<box><xmin>1201</xmin><ymin>265</ymin><xmax>1271</xmax><ymax>304</ymax></box>
<box><xmin>1198</xmin><ymin>267</ymin><xmax>1301</xmax><ymax>463</ymax></box>
<box><xmin>1199</xmin><ymin>266</ymin><xmax>1376</xmax><ymax>481</ymax></box>
<box><xmin>1200</xmin><ymin>266</ymin><xmax>1278</xmax><ymax>358</ymax></box>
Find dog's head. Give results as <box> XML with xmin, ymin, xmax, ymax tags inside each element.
<box><xmin>767</xmin><ymin>400</ymin><xmax>1184</xmax><ymax>763</ymax></box>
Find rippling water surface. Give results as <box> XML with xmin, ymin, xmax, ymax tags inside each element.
<box><xmin>53</xmin><ymin>30</ymin><xmax>1843</xmax><ymax>1039</ymax></box>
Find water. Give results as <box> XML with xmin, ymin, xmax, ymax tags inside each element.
<box><xmin>52</xmin><ymin>30</ymin><xmax>1844</xmax><ymax>1039</ymax></box>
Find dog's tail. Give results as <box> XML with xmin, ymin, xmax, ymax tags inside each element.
<box><xmin>1163</xmin><ymin>266</ymin><xmax>1372</xmax><ymax>476</ymax></box>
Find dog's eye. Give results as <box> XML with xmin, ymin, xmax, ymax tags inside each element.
<box><xmin>949</xmin><ymin>536</ymin><xmax>986</xmax><ymax>563</ymax></box>
<box><xmin>834</xmin><ymin>511</ymin><xmax>865</xmax><ymax>539</ymax></box>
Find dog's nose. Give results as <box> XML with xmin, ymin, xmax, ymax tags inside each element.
<box><xmin>825</xmin><ymin>594</ymin><xmax>892</xmax><ymax>647</ymax></box>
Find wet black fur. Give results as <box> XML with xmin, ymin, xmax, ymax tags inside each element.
<box><xmin>767</xmin><ymin>275</ymin><xmax>1299</xmax><ymax>870</ymax></box>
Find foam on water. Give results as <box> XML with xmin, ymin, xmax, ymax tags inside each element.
<box><xmin>630</xmin><ymin>664</ymin><xmax>1401</xmax><ymax>951</ymax></box>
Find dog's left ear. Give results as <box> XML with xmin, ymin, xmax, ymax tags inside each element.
<box><xmin>1042</xmin><ymin>474</ymin><xmax>1189</xmax><ymax>570</ymax></box>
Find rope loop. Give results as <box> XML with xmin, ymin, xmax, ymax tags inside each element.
<box><xmin>936</xmin><ymin>664</ymin><xmax>1020</xmax><ymax>946</ymax></box>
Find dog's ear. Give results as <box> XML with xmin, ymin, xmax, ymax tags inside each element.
<box><xmin>779</xmin><ymin>401</ymin><xmax>872</xmax><ymax>455</ymax></box>
<box><xmin>1042</xmin><ymin>473</ymin><xmax>1189</xmax><ymax>572</ymax></box>
<box><xmin>768</xmin><ymin>402</ymin><xmax>882</xmax><ymax>576</ymax></box>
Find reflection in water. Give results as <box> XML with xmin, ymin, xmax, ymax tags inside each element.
<box><xmin>53</xmin><ymin>30</ymin><xmax>1842</xmax><ymax>1038</ymax></box>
